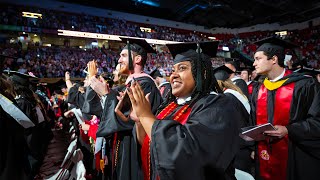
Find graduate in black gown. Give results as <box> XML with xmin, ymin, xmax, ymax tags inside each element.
<box><xmin>213</xmin><ymin>65</ymin><xmax>254</xmax><ymax>174</ymax></box>
<box><xmin>250</xmin><ymin>37</ymin><xmax>320</xmax><ymax>180</ymax></box>
<box><xmin>6</xmin><ymin>70</ymin><xmax>54</xmax><ymax>179</ymax></box>
<box><xmin>0</xmin><ymin>74</ymin><xmax>33</xmax><ymax>180</ymax></box>
<box><xmin>88</xmin><ymin>38</ymin><xmax>162</xmax><ymax>180</ymax></box>
<box><xmin>128</xmin><ymin>42</ymin><xmax>244</xmax><ymax>180</ymax></box>
<box><xmin>65</xmin><ymin>71</ymin><xmax>87</xmax><ymax>109</ymax></box>
<box><xmin>149</xmin><ymin>68</ymin><xmax>171</xmax><ymax>101</ymax></box>
<box><xmin>225</xmin><ymin>61</ymin><xmax>250</xmax><ymax>98</ymax></box>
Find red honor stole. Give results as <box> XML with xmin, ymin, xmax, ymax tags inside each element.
<box><xmin>256</xmin><ymin>70</ymin><xmax>294</xmax><ymax>180</ymax></box>
<box><xmin>141</xmin><ymin>101</ymin><xmax>192</xmax><ymax>180</ymax></box>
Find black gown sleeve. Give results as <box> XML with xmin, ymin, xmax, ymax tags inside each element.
<box><xmin>286</xmin><ymin>78</ymin><xmax>320</xmax><ymax>158</ymax></box>
<box><xmin>0</xmin><ymin>106</ymin><xmax>28</xmax><ymax>180</ymax></box>
<box><xmin>160</xmin><ymin>83</ymin><xmax>172</xmax><ymax>102</ymax></box>
<box><xmin>97</xmin><ymin>77</ymin><xmax>162</xmax><ymax>138</ymax></box>
<box><xmin>16</xmin><ymin>98</ymin><xmax>37</xmax><ymax>124</ymax></box>
<box><xmin>67</xmin><ymin>84</ymin><xmax>85</xmax><ymax>108</ymax></box>
<box><xmin>151</xmin><ymin>94</ymin><xmax>240</xmax><ymax>179</ymax></box>
<box><xmin>234</xmin><ymin>79</ymin><xmax>249</xmax><ymax>98</ymax></box>
<box><xmin>96</xmin><ymin>89</ymin><xmax>135</xmax><ymax>137</ymax></box>
<box><xmin>82</xmin><ymin>86</ymin><xmax>102</xmax><ymax>117</ymax></box>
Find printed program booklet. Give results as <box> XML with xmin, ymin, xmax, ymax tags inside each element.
<box><xmin>239</xmin><ymin>123</ymin><xmax>276</xmax><ymax>141</ymax></box>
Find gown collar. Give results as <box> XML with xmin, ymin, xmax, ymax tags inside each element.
<box><xmin>176</xmin><ymin>96</ymin><xmax>192</xmax><ymax>105</ymax></box>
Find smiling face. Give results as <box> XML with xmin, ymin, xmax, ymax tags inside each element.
<box><xmin>253</xmin><ymin>51</ymin><xmax>275</xmax><ymax>75</ymax></box>
<box><xmin>170</xmin><ymin>61</ymin><xmax>195</xmax><ymax>98</ymax></box>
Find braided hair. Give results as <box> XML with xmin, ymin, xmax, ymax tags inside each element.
<box><xmin>157</xmin><ymin>50</ymin><xmax>222</xmax><ymax>113</ymax></box>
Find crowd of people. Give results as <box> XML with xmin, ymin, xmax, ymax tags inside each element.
<box><xmin>1</xmin><ymin>3</ymin><xmax>320</xmax><ymax>180</ymax></box>
<box><xmin>1</xmin><ymin>3</ymin><xmax>320</xmax><ymax>75</ymax></box>
<box><xmin>0</xmin><ymin>43</ymin><xmax>175</xmax><ymax>78</ymax></box>
<box><xmin>1</xmin><ymin>35</ymin><xmax>320</xmax><ymax>180</ymax></box>
<box><xmin>0</xmin><ymin>3</ymin><xmax>208</xmax><ymax>42</ymax></box>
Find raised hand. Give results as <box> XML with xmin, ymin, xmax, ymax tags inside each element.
<box><xmin>80</xmin><ymin>123</ymin><xmax>90</xmax><ymax>131</ymax></box>
<box><xmin>127</xmin><ymin>82</ymin><xmax>154</xmax><ymax>120</ymax></box>
<box><xmin>115</xmin><ymin>90</ymin><xmax>129</xmax><ymax>122</ymax></box>
<box><xmin>65</xmin><ymin>71</ymin><xmax>71</xmax><ymax>81</ymax></box>
<box><xmin>127</xmin><ymin>82</ymin><xmax>155</xmax><ymax>138</ymax></box>
<box><xmin>90</xmin><ymin>76</ymin><xmax>110</xmax><ymax>96</ymax></box>
<box><xmin>87</xmin><ymin>60</ymin><xmax>98</xmax><ymax>78</ymax></box>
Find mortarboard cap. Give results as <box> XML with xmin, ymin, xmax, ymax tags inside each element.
<box><xmin>120</xmin><ymin>37</ymin><xmax>156</xmax><ymax>70</ymax></box>
<box><xmin>3</xmin><ymin>70</ymin><xmax>39</xmax><ymax>87</ymax></box>
<box><xmin>293</xmin><ymin>67</ymin><xmax>320</xmax><ymax>76</ymax></box>
<box><xmin>232</xmin><ymin>49</ymin><xmax>254</xmax><ymax>67</ymax></box>
<box><xmin>149</xmin><ymin>68</ymin><xmax>162</xmax><ymax>79</ymax></box>
<box><xmin>166</xmin><ymin>41</ymin><xmax>219</xmax><ymax>92</ymax></box>
<box><xmin>255</xmin><ymin>36</ymin><xmax>299</xmax><ymax>48</ymax></box>
<box><xmin>166</xmin><ymin>41</ymin><xmax>219</xmax><ymax>64</ymax></box>
<box><xmin>254</xmin><ymin>37</ymin><xmax>299</xmax><ymax>67</ymax></box>
<box><xmin>213</xmin><ymin>65</ymin><xmax>235</xmax><ymax>81</ymax></box>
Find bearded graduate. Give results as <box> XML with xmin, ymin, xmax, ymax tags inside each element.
<box><xmin>88</xmin><ymin>38</ymin><xmax>162</xmax><ymax>180</ymax></box>
<box><xmin>128</xmin><ymin>42</ymin><xmax>244</xmax><ymax>180</ymax></box>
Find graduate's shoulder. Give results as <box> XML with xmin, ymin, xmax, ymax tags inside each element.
<box><xmin>135</xmin><ymin>76</ymin><xmax>160</xmax><ymax>95</ymax></box>
<box><xmin>288</xmin><ymin>73</ymin><xmax>319</xmax><ymax>88</ymax></box>
<box><xmin>192</xmin><ymin>93</ymin><xmax>237</xmax><ymax>113</ymax></box>
<box><xmin>135</xmin><ymin>75</ymin><xmax>154</xmax><ymax>84</ymax></box>
<box><xmin>189</xmin><ymin>93</ymin><xmax>240</xmax><ymax>130</ymax></box>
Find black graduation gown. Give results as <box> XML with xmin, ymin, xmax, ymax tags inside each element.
<box><xmin>250</xmin><ymin>73</ymin><xmax>320</xmax><ymax>180</ymax></box>
<box><xmin>67</xmin><ymin>85</ymin><xmax>98</xmax><ymax>174</ymax></box>
<box><xmin>67</xmin><ymin>84</ymin><xmax>93</xmax><ymax>121</ymax></box>
<box><xmin>96</xmin><ymin>76</ymin><xmax>162</xmax><ymax>180</ymax></box>
<box><xmin>15</xmin><ymin>97</ymin><xmax>42</xmax><ymax>176</ymax></box>
<box><xmin>16</xmin><ymin>95</ymin><xmax>53</xmax><ymax>178</ymax></box>
<box><xmin>158</xmin><ymin>82</ymin><xmax>171</xmax><ymax>102</ymax></box>
<box><xmin>224</xmin><ymin>92</ymin><xmax>254</xmax><ymax>174</ymax></box>
<box><xmin>82</xmin><ymin>86</ymin><xmax>102</xmax><ymax>117</ymax></box>
<box><xmin>233</xmin><ymin>78</ymin><xmax>249</xmax><ymax>98</ymax></box>
<box><xmin>150</xmin><ymin>93</ymin><xmax>241</xmax><ymax>180</ymax></box>
<box><xmin>0</xmin><ymin>105</ymin><xmax>28</xmax><ymax>180</ymax></box>
<box><xmin>67</xmin><ymin>83</ymin><xmax>85</xmax><ymax>109</ymax></box>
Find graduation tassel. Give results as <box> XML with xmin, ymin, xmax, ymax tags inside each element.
<box><xmin>196</xmin><ymin>43</ymin><xmax>202</xmax><ymax>92</ymax></box>
<box><xmin>127</xmin><ymin>40</ymin><xmax>134</xmax><ymax>70</ymax></box>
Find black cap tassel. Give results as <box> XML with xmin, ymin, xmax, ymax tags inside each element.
<box><xmin>127</xmin><ymin>40</ymin><xmax>134</xmax><ymax>70</ymax></box>
<box><xmin>196</xmin><ymin>43</ymin><xmax>202</xmax><ymax>92</ymax></box>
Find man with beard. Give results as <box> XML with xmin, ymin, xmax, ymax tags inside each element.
<box><xmin>88</xmin><ymin>38</ymin><xmax>162</xmax><ymax>180</ymax></box>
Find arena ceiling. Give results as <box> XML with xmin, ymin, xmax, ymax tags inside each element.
<box><xmin>62</xmin><ymin>0</ymin><xmax>320</xmax><ymax>28</ymax></box>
